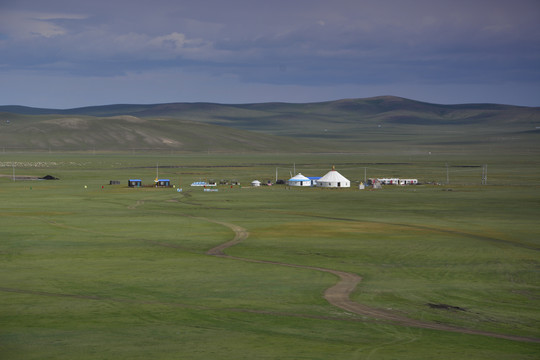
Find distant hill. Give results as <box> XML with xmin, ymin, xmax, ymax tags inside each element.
<box><xmin>0</xmin><ymin>113</ymin><xmax>328</xmax><ymax>153</ymax></box>
<box><xmin>1</xmin><ymin>96</ymin><xmax>538</xmax><ymax>153</ymax></box>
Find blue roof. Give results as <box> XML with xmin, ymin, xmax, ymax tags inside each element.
<box><xmin>308</xmin><ymin>177</ymin><xmax>321</xmax><ymax>180</ymax></box>
<box><xmin>288</xmin><ymin>179</ymin><xmax>310</xmax><ymax>182</ymax></box>
<box><xmin>129</xmin><ymin>179</ymin><xmax>142</xmax><ymax>181</ymax></box>
<box><xmin>158</xmin><ymin>179</ymin><xmax>170</xmax><ymax>181</ymax></box>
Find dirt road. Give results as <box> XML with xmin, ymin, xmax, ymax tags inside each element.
<box><xmin>204</xmin><ymin>218</ymin><xmax>540</xmax><ymax>343</ymax></box>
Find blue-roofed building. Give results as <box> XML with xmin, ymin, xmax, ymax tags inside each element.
<box><xmin>287</xmin><ymin>173</ymin><xmax>311</xmax><ymax>186</ymax></box>
<box><xmin>128</xmin><ymin>179</ymin><xmax>142</xmax><ymax>187</ymax></box>
<box><xmin>156</xmin><ymin>179</ymin><xmax>171</xmax><ymax>187</ymax></box>
<box><xmin>308</xmin><ymin>177</ymin><xmax>321</xmax><ymax>187</ymax></box>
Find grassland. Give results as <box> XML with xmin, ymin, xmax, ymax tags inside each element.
<box><xmin>0</xmin><ymin>152</ymin><xmax>539</xmax><ymax>359</ymax></box>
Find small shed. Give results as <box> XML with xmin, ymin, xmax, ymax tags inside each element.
<box><xmin>156</xmin><ymin>179</ymin><xmax>171</xmax><ymax>187</ymax></box>
<box><xmin>128</xmin><ymin>179</ymin><xmax>142</xmax><ymax>187</ymax></box>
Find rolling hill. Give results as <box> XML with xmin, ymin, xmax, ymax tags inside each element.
<box><xmin>0</xmin><ymin>113</ymin><xmax>328</xmax><ymax>153</ymax></box>
<box><xmin>1</xmin><ymin>96</ymin><xmax>538</xmax><ymax>153</ymax></box>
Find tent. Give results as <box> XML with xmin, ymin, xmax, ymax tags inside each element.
<box><xmin>287</xmin><ymin>173</ymin><xmax>311</xmax><ymax>186</ymax></box>
<box><xmin>251</xmin><ymin>180</ymin><xmax>261</xmax><ymax>187</ymax></box>
<box><xmin>316</xmin><ymin>166</ymin><xmax>350</xmax><ymax>188</ymax></box>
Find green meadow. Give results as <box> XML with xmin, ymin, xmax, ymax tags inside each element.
<box><xmin>1</xmin><ymin>152</ymin><xmax>539</xmax><ymax>359</ymax></box>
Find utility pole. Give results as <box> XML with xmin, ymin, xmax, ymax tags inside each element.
<box><xmin>364</xmin><ymin>167</ymin><xmax>367</xmax><ymax>184</ymax></box>
<box><xmin>482</xmin><ymin>165</ymin><xmax>484</xmax><ymax>185</ymax></box>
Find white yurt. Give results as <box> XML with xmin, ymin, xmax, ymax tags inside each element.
<box><xmin>287</xmin><ymin>173</ymin><xmax>311</xmax><ymax>186</ymax></box>
<box><xmin>316</xmin><ymin>166</ymin><xmax>350</xmax><ymax>188</ymax></box>
<box><xmin>251</xmin><ymin>180</ymin><xmax>261</xmax><ymax>187</ymax></box>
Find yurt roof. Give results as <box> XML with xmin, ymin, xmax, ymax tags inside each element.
<box><xmin>288</xmin><ymin>173</ymin><xmax>310</xmax><ymax>181</ymax></box>
<box><xmin>318</xmin><ymin>169</ymin><xmax>349</xmax><ymax>182</ymax></box>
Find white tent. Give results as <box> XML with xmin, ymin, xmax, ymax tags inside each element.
<box><xmin>287</xmin><ymin>173</ymin><xmax>311</xmax><ymax>186</ymax></box>
<box><xmin>251</xmin><ymin>180</ymin><xmax>261</xmax><ymax>187</ymax></box>
<box><xmin>316</xmin><ymin>166</ymin><xmax>350</xmax><ymax>188</ymax></box>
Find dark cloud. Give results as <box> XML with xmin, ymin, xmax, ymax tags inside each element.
<box><xmin>1</xmin><ymin>0</ymin><xmax>539</xmax><ymax>107</ymax></box>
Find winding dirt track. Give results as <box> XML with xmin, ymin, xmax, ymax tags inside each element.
<box><xmin>3</xmin><ymin>209</ymin><xmax>537</xmax><ymax>343</ymax></box>
<box><xmin>204</xmin><ymin>217</ymin><xmax>540</xmax><ymax>343</ymax></box>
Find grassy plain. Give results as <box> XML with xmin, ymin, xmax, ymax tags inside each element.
<box><xmin>0</xmin><ymin>152</ymin><xmax>539</xmax><ymax>359</ymax></box>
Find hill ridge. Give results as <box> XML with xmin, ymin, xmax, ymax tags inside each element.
<box><xmin>1</xmin><ymin>96</ymin><xmax>537</xmax><ymax>116</ymax></box>
<box><xmin>0</xmin><ymin>96</ymin><xmax>538</xmax><ymax>153</ymax></box>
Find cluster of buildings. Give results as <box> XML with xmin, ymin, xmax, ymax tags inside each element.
<box><xmin>285</xmin><ymin>166</ymin><xmax>351</xmax><ymax>188</ymax></box>
<box><xmin>367</xmin><ymin>178</ymin><xmax>418</xmax><ymax>186</ymax></box>
<box><xmin>126</xmin><ymin>166</ymin><xmax>418</xmax><ymax>190</ymax></box>
<box><xmin>127</xmin><ymin>178</ymin><xmax>171</xmax><ymax>187</ymax></box>
<box><xmin>275</xmin><ymin>167</ymin><xmax>418</xmax><ymax>189</ymax></box>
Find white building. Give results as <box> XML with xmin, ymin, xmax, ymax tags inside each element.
<box><xmin>251</xmin><ymin>180</ymin><xmax>261</xmax><ymax>187</ymax></box>
<box><xmin>379</xmin><ymin>178</ymin><xmax>400</xmax><ymax>185</ymax></box>
<box><xmin>287</xmin><ymin>173</ymin><xmax>311</xmax><ymax>186</ymax></box>
<box><xmin>316</xmin><ymin>166</ymin><xmax>350</xmax><ymax>188</ymax></box>
<box><xmin>399</xmin><ymin>179</ymin><xmax>418</xmax><ymax>185</ymax></box>
<box><xmin>369</xmin><ymin>178</ymin><xmax>418</xmax><ymax>186</ymax></box>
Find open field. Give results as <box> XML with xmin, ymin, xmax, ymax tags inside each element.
<box><xmin>1</xmin><ymin>152</ymin><xmax>539</xmax><ymax>359</ymax></box>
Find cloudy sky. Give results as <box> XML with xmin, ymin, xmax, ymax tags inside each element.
<box><xmin>1</xmin><ymin>0</ymin><xmax>539</xmax><ymax>108</ymax></box>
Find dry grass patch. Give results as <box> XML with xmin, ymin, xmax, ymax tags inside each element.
<box><xmin>254</xmin><ymin>220</ymin><xmax>439</xmax><ymax>239</ymax></box>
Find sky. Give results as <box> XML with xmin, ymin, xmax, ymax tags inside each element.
<box><xmin>1</xmin><ymin>0</ymin><xmax>539</xmax><ymax>108</ymax></box>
